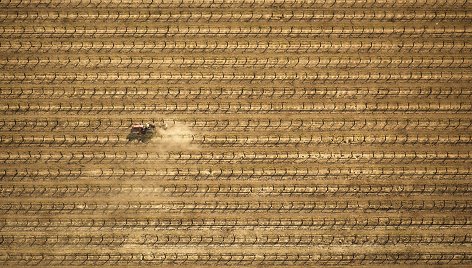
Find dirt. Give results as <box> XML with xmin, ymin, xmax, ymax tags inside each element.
<box><xmin>0</xmin><ymin>1</ymin><xmax>471</xmax><ymax>267</ymax></box>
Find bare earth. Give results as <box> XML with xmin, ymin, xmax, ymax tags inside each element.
<box><xmin>0</xmin><ymin>0</ymin><xmax>471</xmax><ymax>266</ymax></box>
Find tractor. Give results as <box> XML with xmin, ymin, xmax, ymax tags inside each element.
<box><xmin>127</xmin><ymin>123</ymin><xmax>157</xmax><ymax>142</ymax></box>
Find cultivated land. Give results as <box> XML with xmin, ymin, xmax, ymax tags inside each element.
<box><xmin>0</xmin><ymin>0</ymin><xmax>472</xmax><ymax>266</ymax></box>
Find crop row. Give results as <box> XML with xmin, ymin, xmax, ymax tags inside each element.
<box><xmin>2</xmin><ymin>40</ymin><xmax>471</xmax><ymax>54</ymax></box>
<box><xmin>1</xmin><ymin>10</ymin><xmax>471</xmax><ymax>23</ymax></box>
<box><xmin>2</xmin><ymin>102</ymin><xmax>472</xmax><ymax>114</ymax></box>
<box><xmin>2</xmin><ymin>86</ymin><xmax>472</xmax><ymax>100</ymax></box>
<box><xmin>2</xmin><ymin>166</ymin><xmax>470</xmax><ymax>181</ymax></box>
<box><xmin>1</xmin><ymin>25</ymin><xmax>470</xmax><ymax>39</ymax></box>
<box><xmin>1</xmin><ymin>200</ymin><xmax>471</xmax><ymax>214</ymax></box>
<box><xmin>1</xmin><ymin>151</ymin><xmax>471</xmax><ymax>164</ymax></box>
<box><xmin>1</xmin><ymin>133</ymin><xmax>471</xmax><ymax>147</ymax></box>
<box><xmin>2</xmin><ymin>184</ymin><xmax>470</xmax><ymax>198</ymax></box>
<box><xmin>1</xmin><ymin>0</ymin><xmax>470</xmax><ymax>9</ymax></box>
<box><xmin>1</xmin><ymin>118</ymin><xmax>470</xmax><ymax>132</ymax></box>
<box><xmin>1</xmin><ymin>216</ymin><xmax>470</xmax><ymax>231</ymax></box>
<box><xmin>1</xmin><ymin>252</ymin><xmax>470</xmax><ymax>266</ymax></box>
<box><xmin>2</xmin><ymin>56</ymin><xmax>471</xmax><ymax>70</ymax></box>
<box><xmin>1</xmin><ymin>233</ymin><xmax>471</xmax><ymax>247</ymax></box>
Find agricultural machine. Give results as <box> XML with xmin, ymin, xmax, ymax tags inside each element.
<box><xmin>127</xmin><ymin>123</ymin><xmax>160</xmax><ymax>142</ymax></box>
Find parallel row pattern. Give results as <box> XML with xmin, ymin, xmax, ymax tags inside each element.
<box><xmin>0</xmin><ymin>0</ymin><xmax>471</xmax><ymax>266</ymax></box>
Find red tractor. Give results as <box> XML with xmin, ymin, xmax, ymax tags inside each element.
<box><xmin>127</xmin><ymin>123</ymin><xmax>156</xmax><ymax>142</ymax></box>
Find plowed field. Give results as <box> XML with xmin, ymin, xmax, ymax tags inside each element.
<box><xmin>1</xmin><ymin>0</ymin><xmax>471</xmax><ymax>266</ymax></box>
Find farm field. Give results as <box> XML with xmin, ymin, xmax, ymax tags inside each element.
<box><xmin>0</xmin><ymin>0</ymin><xmax>472</xmax><ymax>266</ymax></box>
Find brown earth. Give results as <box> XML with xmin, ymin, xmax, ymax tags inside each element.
<box><xmin>0</xmin><ymin>0</ymin><xmax>471</xmax><ymax>266</ymax></box>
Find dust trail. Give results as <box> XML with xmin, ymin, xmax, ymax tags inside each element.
<box><xmin>151</xmin><ymin>122</ymin><xmax>199</xmax><ymax>151</ymax></box>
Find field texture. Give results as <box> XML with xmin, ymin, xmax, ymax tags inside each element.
<box><xmin>0</xmin><ymin>0</ymin><xmax>472</xmax><ymax>266</ymax></box>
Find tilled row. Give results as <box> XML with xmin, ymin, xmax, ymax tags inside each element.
<box><xmin>1</xmin><ymin>252</ymin><xmax>471</xmax><ymax>266</ymax></box>
<box><xmin>1</xmin><ymin>10</ymin><xmax>471</xmax><ymax>23</ymax></box>
<box><xmin>2</xmin><ymin>118</ymin><xmax>471</xmax><ymax>132</ymax></box>
<box><xmin>2</xmin><ymin>25</ymin><xmax>471</xmax><ymax>39</ymax></box>
<box><xmin>2</xmin><ymin>56</ymin><xmax>471</xmax><ymax>69</ymax></box>
<box><xmin>1</xmin><ymin>233</ymin><xmax>470</xmax><ymax>247</ymax></box>
<box><xmin>2</xmin><ymin>40</ymin><xmax>471</xmax><ymax>54</ymax></box>
<box><xmin>2</xmin><ymin>101</ymin><xmax>472</xmax><ymax>115</ymax></box>
<box><xmin>2</xmin><ymin>184</ymin><xmax>470</xmax><ymax>198</ymax></box>
<box><xmin>1</xmin><ymin>133</ymin><xmax>471</xmax><ymax>147</ymax></box>
<box><xmin>1</xmin><ymin>200</ymin><xmax>471</xmax><ymax>214</ymax></box>
<box><xmin>1</xmin><ymin>72</ymin><xmax>471</xmax><ymax>84</ymax></box>
<box><xmin>1</xmin><ymin>0</ymin><xmax>470</xmax><ymax>9</ymax></box>
<box><xmin>2</xmin><ymin>86</ymin><xmax>472</xmax><ymax>100</ymax></box>
<box><xmin>2</xmin><ymin>151</ymin><xmax>471</xmax><ymax>164</ymax></box>
<box><xmin>3</xmin><ymin>166</ymin><xmax>470</xmax><ymax>181</ymax></box>
<box><xmin>1</xmin><ymin>216</ymin><xmax>470</xmax><ymax>231</ymax></box>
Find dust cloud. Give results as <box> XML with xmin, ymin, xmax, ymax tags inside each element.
<box><xmin>151</xmin><ymin>122</ymin><xmax>199</xmax><ymax>151</ymax></box>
